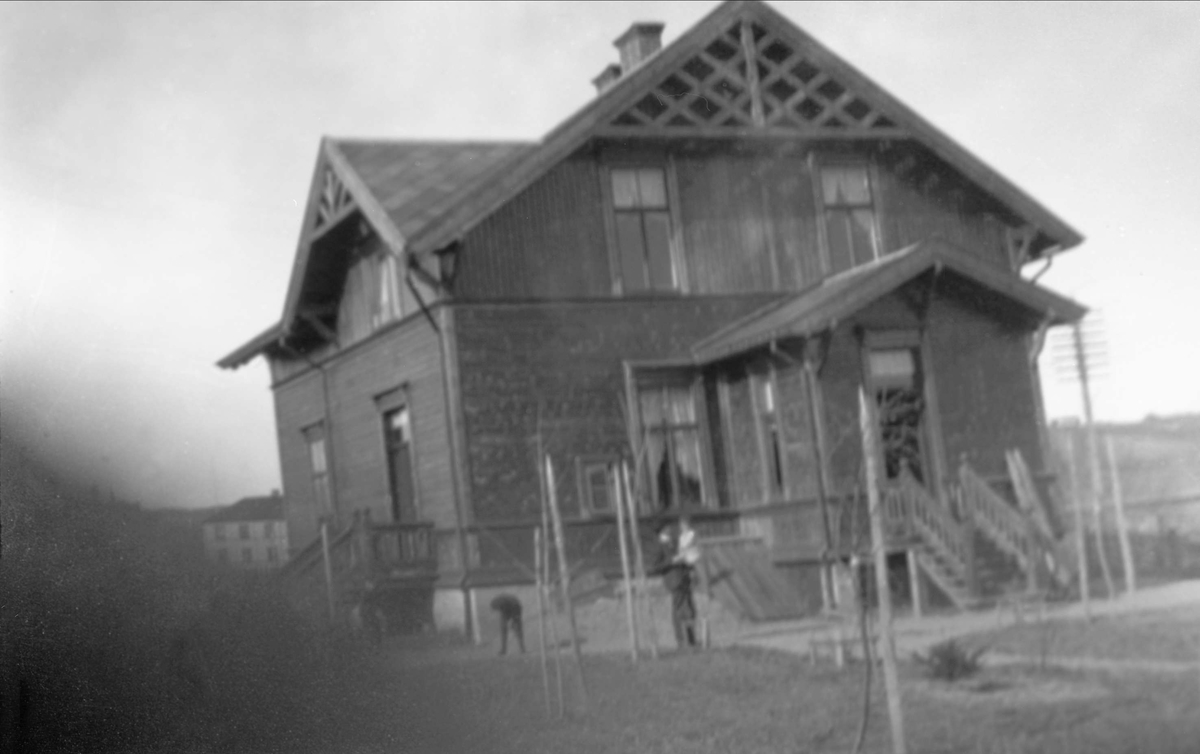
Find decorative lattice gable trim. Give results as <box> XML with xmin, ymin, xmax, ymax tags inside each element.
<box><xmin>607</xmin><ymin>18</ymin><xmax>903</xmax><ymax>136</ymax></box>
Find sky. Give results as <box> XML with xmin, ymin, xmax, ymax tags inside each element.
<box><xmin>2</xmin><ymin>1</ymin><xmax>1198</xmax><ymax>510</ymax></box>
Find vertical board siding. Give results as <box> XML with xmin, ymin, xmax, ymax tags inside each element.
<box><xmin>877</xmin><ymin>157</ymin><xmax>1011</xmax><ymax>268</ymax></box>
<box><xmin>925</xmin><ymin>282</ymin><xmax>1042</xmax><ymax>477</ymax></box>
<box><xmin>454</xmin><ymin>297</ymin><xmax>779</xmax><ymax>522</ymax></box>
<box><xmin>456</xmin><ymin>157</ymin><xmax>610</xmax><ymax>300</ymax></box>
<box><xmin>776</xmin><ymin>362</ymin><xmax>819</xmax><ymax>500</ymax></box>
<box><xmin>676</xmin><ymin>154</ymin><xmax>775</xmax><ymax>294</ymax></box>
<box><xmin>724</xmin><ymin>371</ymin><xmax>763</xmax><ymax>505</ymax></box>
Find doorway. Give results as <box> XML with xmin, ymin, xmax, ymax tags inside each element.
<box><xmin>865</xmin><ymin>346</ymin><xmax>930</xmax><ymax>484</ymax></box>
<box><xmin>383</xmin><ymin>406</ymin><xmax>417</xmax><ymax>522</ymax></box>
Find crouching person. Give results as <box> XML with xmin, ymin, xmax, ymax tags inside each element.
<box><xmin>490</xmin><ymin>593</ymin><xmax>525</xmax><ymax>655</ymax></box>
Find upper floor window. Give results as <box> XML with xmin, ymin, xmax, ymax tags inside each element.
<box><xmin>371</xmin><ymin>253</ymin><xmax>404</xmax><ymax>330</ymax></box>
<box><xmin>820</xmin><ymin>165</ymin><xmax>879</xmax><ymax>275</ymax></box>
<box><xmin>638</xmin><ymin>384</ymin><xmax>707</xmax><ymax>511</ymax></box>
<box><xmin>611</xmin><ymin>167</ymin><xmax>676</xmax><ymax>293</ymax></box>
<box><xmin>752</xmin><ymin>370</ymin><xmax>785</xmax><ymax>499</ymax></box>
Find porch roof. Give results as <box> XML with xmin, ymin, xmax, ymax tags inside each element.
<box><xmin>691</xmin><ymin>239</ymin><xmax>1088</xmax><ymax>364</ymax></box>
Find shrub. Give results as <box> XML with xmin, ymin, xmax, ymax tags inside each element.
<box><xmin>913</xmin><ymin>639</ymin><xmax>987</xmax><ymax>682</ymax></box>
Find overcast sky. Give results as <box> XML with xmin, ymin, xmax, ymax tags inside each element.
<box><xmin>3</xmin><ymin>1</ymin><xmax>1198</xmax><ymax>509</ymax></box>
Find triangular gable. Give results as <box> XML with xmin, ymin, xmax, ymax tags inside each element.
<box><xmin>277</xmin><ymin>139</ymin><xmax>529</xmax><ymax>337</ymax></box>
<box><xmin>692</xmin><ymin>239</ymin><xmax>1088</xmax><ymax>364</ymax></box>
<box><xmin>406</xmin><ymin>0</ymin><xmax>1082</xmax><ymax>258</ymax></box>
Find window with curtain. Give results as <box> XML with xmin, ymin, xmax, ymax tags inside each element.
<box><xmin>638</xmin><ymin>384</ymin><xmax>707</xmax><ymax>511</ymax></box>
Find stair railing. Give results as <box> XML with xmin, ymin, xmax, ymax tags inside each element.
<box><xmin>956</xmin><ymin>460</ymin><xmax>1035</xmax><ymax>575</ymax></box>
<box><xmin>892</xmin><ymin>470</ymin><xmax>972</xmax><ymax>585</ymax></box>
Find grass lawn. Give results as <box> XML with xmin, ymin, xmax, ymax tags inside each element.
<box><xmin>962</xmin><ymin>604</ymin><xmax>1200</xmax><ymax>663</ymax></box>
<box><xmin>291</xmin><ymin>640</ymin><xmax>1200</xmax><ymax>754</ymax></box>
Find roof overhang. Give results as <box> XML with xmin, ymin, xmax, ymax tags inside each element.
<box><xmin>692</xmin><ymin>239</ymin><xmax>1088</xmax><ymax>364</ymax></box>
<box><xmin>217</xmin><ymin>322</ymin><xmax>284</xmax><ymax>370</ymax></box>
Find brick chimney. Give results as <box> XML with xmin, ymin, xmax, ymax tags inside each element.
<box><xmin>592</xmin><ymin>63</ymin><xmax>623</xmax><ymax>94</ymax></box>
<box><xmin>614</xmin><ymin>22</ymin><xmax>665</xmax><ymax>73</ymax></box>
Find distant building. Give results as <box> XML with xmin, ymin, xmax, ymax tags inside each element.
<box><xmin>203</xmin><ymin>493</ymin><xmax>289</xmax><ymax>569</ymax></box>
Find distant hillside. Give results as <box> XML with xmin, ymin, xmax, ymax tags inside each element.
<box><xmin>1050</xmin><ymin>414</ymin><xmax>1200</xmax><ymax>506</ymax></box>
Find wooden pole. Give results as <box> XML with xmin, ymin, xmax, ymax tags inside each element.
<box><xmin>622</xmin><ymin>459</ymin><xmax>659</xmax><ymax>659</ymax></box>
<box><xmin>1064</xmin><ymin>431</ymin><xmax>1091</xmax><ymax>619</ymax></box>
<box><xmin>1073</xmin><ymin>323</ymin><xmax>1116</xmax><ymax>600</ymax></box>
<box><xmin>535</xmin><ymin>426</ymin><xmax>565</xmax><ymax>719</ymax></box>
<box><xmin>320</xmin><ymin>520</ymin><xmax>337</xmax><ymax>624</ymax></box>
<box><xmin>859</xmin><ymin>389</ymin><xmax>907</xmax><ymax>754</ymax></box>
<box><xmin>545</xmin><ymin>454</ymin><xmax>590</xmax><ymax>711</ymax></box>
<box><xmin>1105</xmin><ymin>435</ymin><xmax>1137</xmax><ymax>595</ymax></box>
<box><xmin>534</xmin><ymin>526</ymin><xmax>552</xmax><ymax>719</ymax></box>
<box><xmin>613</xmin><ymin>464</ymin><xmax>640</xmax><ymax>663</ymax></box>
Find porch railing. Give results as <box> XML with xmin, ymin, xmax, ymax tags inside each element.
<box><xmin>956</xmin><ymin>461</ymin><xmax>1035</xmax><ymax>575</ymax></box>
<box><xmin>367</xmin><ymin>521</ymin><xmax>437</xmax><ymax>577</ymax></box>
<box><xmin>886</xmin><ymin>470</ymin><xmax>971</xmax><ymax>581</ymax></box>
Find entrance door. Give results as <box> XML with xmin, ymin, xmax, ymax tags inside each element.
<box><xmin>865</xmin><ymin>346</ymin><xmax>929</xmax><ymax>484</ymax></box>
<box><xmin>383</xmin><ymin>406</ymin><xmax>417</xmax><ymax>522</ymax></box>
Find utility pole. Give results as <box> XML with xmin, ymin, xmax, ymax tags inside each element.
<box><xmin>1051</xmin><ymin>314</ymin><xmax>1116</xmax><ymax>601</ymax></box>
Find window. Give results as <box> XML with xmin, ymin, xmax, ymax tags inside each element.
<box><xmin>267</xmin><ymin>547</ymin><xmax>278</xmax><ymax>563</ymax></box>
<box><xmin>217</xmin><ymin>549</ymin><xmax>228</xmax><ymax>564</ymax></box>
<box><xmin>820</xmin><ymin>164</ymin><xmax>879</xmax><ymax>275</ymax></box>
<box><xmin>611</xmin><ymin>167</ymin><xmax>676</xmax><ymax>292</ymax></box>
<box><xmin>752</xmin><ymin>370</ymin><xmax>786</xmax><ymax>498</ymax></box>
<box><xmin>638</xmin><ymin>384</ymin><xmax>707</xmax><ymax>511</ymax></box>
<box><xmin>239</xmin><ymin>524</ymin><xmax>250</xmax><ymax>540</ymax></box>
<box><xmin>371</xmin><ymin>253</ymin><xmax>404</xmax><ymax>330</ymax></box>
<box><xmin>578</xmin><ymin>460</ymin><xmax>617</xmax><ymax>515</ymax></box>
<box><xmin>213</xmin><ymin>525</ymin><xmax>225</xmax><ymax>542</ymax></box>
<box><xmin>304</xmin><ymin>424</ymin><xmax>332</xmax><ymax>516</ymax></box>
<box><xmin>242</xmin><ymin>548</ymin><xmax>253</xmax><ymax>564</ymax></box>
<box><xmin>383</xmin><ymin>406</ymin><xmax>417</xmax><ymax>522</ymax></box>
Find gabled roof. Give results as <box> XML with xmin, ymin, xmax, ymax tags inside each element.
<box><xmin>221</xmin><ymin>0</ymin><xmax>1084</xmax><ymax>368</ymax></box>
<box><xmin>204</xmin><ymin>495</ymin><xmax>285</xmax><ymax>524</ymax></box>
<box><xmin>692</xmin><ymin>239</ymin><xmax>1088</xmax><ymax>364</ymax></box>
<box><xmin>403</xmin><ymin>0</ymin><xmax>1083</xmax><ymax>258</ymax></box>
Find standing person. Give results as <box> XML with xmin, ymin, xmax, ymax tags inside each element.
<box><xmin>651</xmin><ymin>521</ymin><xmax>698</xmax><ymax>649</ymax></box>
<box><xmin>490</xmin><ymin>593</ymin><xmax>526</xmax><ymax>655</ymax></box>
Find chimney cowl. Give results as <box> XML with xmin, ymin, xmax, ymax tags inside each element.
<box><xmin>613</xmin><ymin>21</ymin><xmax>664</xmax><ymax>74</ymax></box>
<box><xmin>592</xmin><ymin>63</ymin><xmax>623</xmax><ymax>94</ymax></box>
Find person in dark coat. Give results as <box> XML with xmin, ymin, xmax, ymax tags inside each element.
<box><xmin>651</xmin><ymin>521</ymin><xmax>698</xmax><ymax>649</ymax></box>
<box><xmin>490</xmin><ymin>593</ymin><xmax>525</xmax><ymax>655</ymax></box>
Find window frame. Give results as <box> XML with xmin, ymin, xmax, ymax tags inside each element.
<box><xmin>575</xmin><ymin>456</ymin><xmax>619</xmax><ymax>517</ymax></box>
<box><xmin>375</xmin><ymin>385</ymin><xmax>423</xmax><ymax>523</ymax></box>
<box><xmin>302</xmin><ymin>422</ymin><xmax>332</xmax><ymax>518</ymax></box>
<box><xmin>750</xmin><ymin>365</ymin><xmax>788</xmax><ymax>501</ymax></box>
<box><xmin>602</xmin><ymin>160</ymin><xmax>687</xmax><ymax>296</ymax></box>
<box><xmin>812</xmin><ymin>158</ymin><xmax>885</xmax><ymax>277</ymax></box>
<box><xmin>632</xmin><ymin>376</ymin><xmax>715</xmax><ymax>512</ymax></box>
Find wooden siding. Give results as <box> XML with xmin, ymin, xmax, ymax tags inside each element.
<box><xmin>724</xmin><ymin>371</ymin><xmax>762</xmax><ymax>505</ymax></box>
<box><xmin>455</xmin><ymin>156</ymin><xmax>611</xmax><ymax>300</ymax></box>
<box><xmin>453</xmin><ymin>296</ymin><xmax>778</xmax><ymax>522</ymax></box>
<box><xmin>925</xmin><ymin>278</ymin><xmax>1043</xmax><ymax>477</ymax></box>
<box><xmin>675</xmin><ymin>152</ymin><xmax>822</xmax><ymax>294</ymax></box>
<box><xmin>271</xmin><ymin>314</ymin><xmax>455</xmax><ymax>552</ymax></box>
<box><xmin>449</xmin><ymin>143</ymin><xmax>1017</xmax><ymax>302</ymax></box>
<box><xmin>273</xmin><ymin>369</ymin><xmax>327</xmax><ymax>552</ymax></box>
<box><xmin>876</xmin><ymin>149</ymin><xmax>1011</xmax><ymax>267</ymax></box>
<box><xmin>776</xmin><ymin>361</ymin><xmax>819</xmax><ymax>500</ymax></box>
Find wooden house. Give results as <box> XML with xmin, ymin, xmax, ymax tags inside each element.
<box><xmin>220</xmin><ymin>0</ymin><xmax>1086</xmax><ymax>636</ymax></box>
